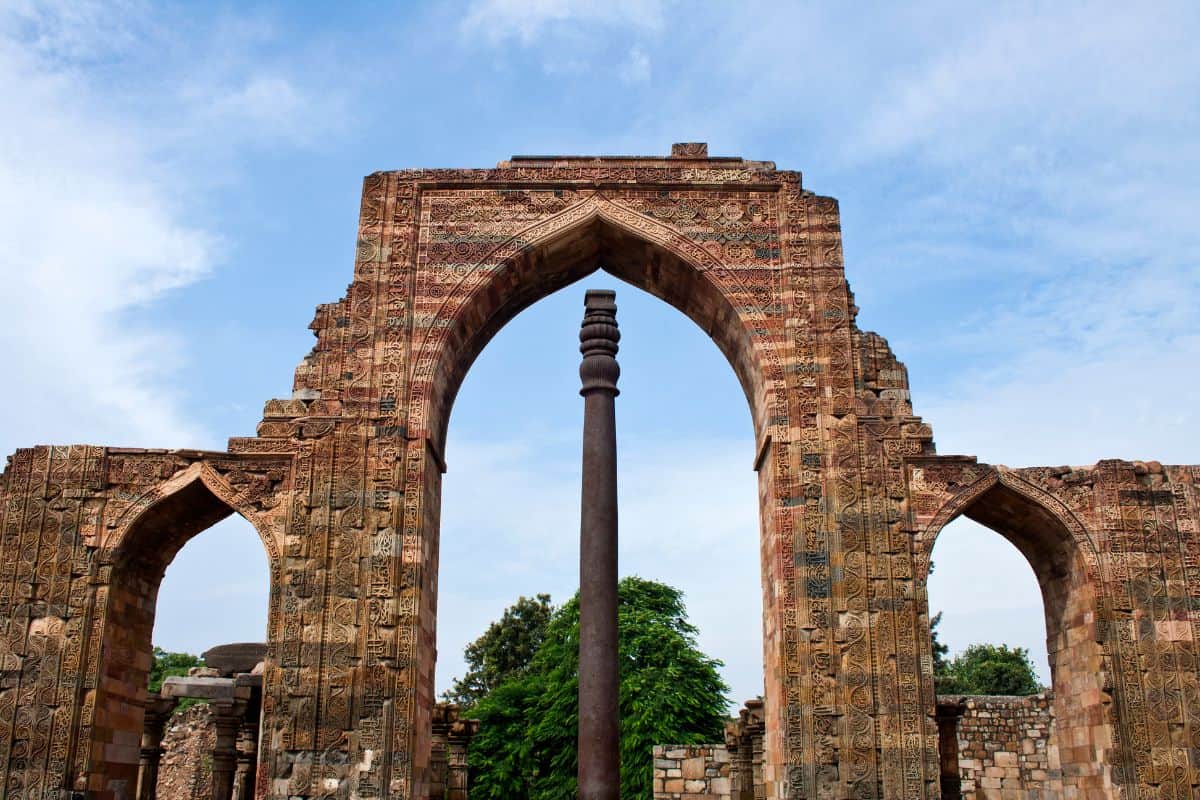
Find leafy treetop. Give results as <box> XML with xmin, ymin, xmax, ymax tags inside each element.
<box><xmin>148</xmin><ymin>647</ymin><xmax>203</xmax><ymax>693</ymax></box>
<box><xmin>444</xmin><ymin>593</ymin><xmax>554</xmax><ymax>709</ymax></box>
<box><xmin>936</xmin><ymin>643</ymin><xmax>1042</xmax><ymax>696</ymax></box>
<box><xmin>468</xmin><ymin>577</ymin><xmax>730</xmax><ymax>800</ymax></box>
<box><xmin>149</xmin><ymin>647</ymin><xmax>207</xmax><ymax>710</ymax></box>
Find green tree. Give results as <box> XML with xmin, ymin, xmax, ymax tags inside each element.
<box><xmin>148</xmin><ymin>647</ymin><xmax>203</xmax><ymax>693</ymax></box>
<box><xmin>938</xmin><ymin>643</ymin><xmax>1041</xmax><ymax>695</ymax></box>
<box><xmin>469</xmin><ymin>577</ymin><xmax>729</xmax><ymax>800</ymax></box>
<box><xmin>444</xmin><ymin>593</ymin><xmax>554</xmax><ymax>709</ymax></box>
<box><xmin>148</xmin><ymin>647</ymin><xmax>208</xmax><ymax>710</ymax></box>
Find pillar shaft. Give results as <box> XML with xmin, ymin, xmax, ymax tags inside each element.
<box><xmin>210</xmin><ymin>702</ymin><xmax>244</xmax><ymax>800</ymax></box>
<box><xmin>232</xmin><ymin>716</ymin><xmax>259</xmax><ymax>800</ymax></box>
<box><xmin>577</xmin><ymin>289</ymin><xmax>621</xmax><ymax>800</ymax></box>
<box><xmin>136</xmin><ymin>695</ymin><xmax>178</xmax><ymax>800</ymax></box>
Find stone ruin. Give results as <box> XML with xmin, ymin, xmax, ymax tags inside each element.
<box><xmin>139</xmin><ymin>643</ymin><xmax>266</xmax><ymax>800</ymax></box>
<box><xmin>0</xmin><ymin>144</ymin><xmax>1197</xmax><ymax>798</ymax></box>
<box><xmin>140</xmin><ymin>645</ymin><xmax>478</xmax><ymax>800</ymax></box>
<box><xmin>656</xmin><ymin>695</ymin><xmax>1062</xmax><ymax>800</ymax></box>
<box><xmin>145</xmin><ymin>689</ymin><xmax>1063</xmax><ymax>800</ymax></box>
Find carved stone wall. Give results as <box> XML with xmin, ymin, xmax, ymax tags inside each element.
<box><xmin>0</xmin><ymin>145</ymin><xmax>1196</xmax><ymax>799</ymax></box>
<box><xmin>908</xmin><ymin>460</ymin><xmax>1200</xmax><ymax>798</ymax></box>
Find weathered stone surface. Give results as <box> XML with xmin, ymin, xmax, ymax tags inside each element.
<box><xmin>0</xmin><ymin>145</ymin><xmax>1196</xmax><ymax>799</ymax></box>
<box><xmin>202</xmin><ymin>643</ymin><xmax>267</xmax><ymax>677</ymax></box>
<box><xmin>161</xmin><ymin>676</ymin><xmax>246</xmax><ymax>703</ymax></box>
<box><xmin>940</xmin><ymin>694</ymin><xmax>1060</xmax><ymax>800</ymax></box>
<box><xmin>652</xmin><ymin>744</ymin><xmax>732</xmax><ymax>800</ymax></box>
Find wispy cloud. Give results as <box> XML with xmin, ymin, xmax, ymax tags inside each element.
<box><xmin>0</xmin><ymin>3</ymin><xmax>341</xmax><ymax>455</ymax></box>
<box><xmin>619</xmin><ymin>46</ymin><xmax>650</xmax><ymax>83</ymax></box>
<box><xmin>844</xmin><ymin>6</ymin><xmax>1200</xmax><ymax>467</ymax></box>
<box><xmin>928</xmin><ymin>517</ymin><xmax>1050</xmax><ymax>683</ymax></box>
<box><xmin>461</xmin><ymin>0</ymin><xmax>668</xmax><ymax>44</ymax></box>
<box><xmin>0</xmin><ymin>6</ymin><xmax>212</xmax><ymax>450</ymax></box>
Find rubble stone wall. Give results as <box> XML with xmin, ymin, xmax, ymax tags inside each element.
<box><xmin>653</xmin><ymin>745</ymin><xmax>733</xmax><ymax>800</ymax></box>
<box><xmin>157</xmin><ymin>703</ymin><xmax>215</xmax><ymax>800</ymax></box>
<box><xmin>950</xmin><ymin>694</ymin><xmax>1060</xmax><ymax>799</ymax></box>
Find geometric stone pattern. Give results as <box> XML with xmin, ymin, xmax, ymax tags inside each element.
<box><xmin>0</xmin><ymin>144</ymin><xmax>1196</xmax><ymax>798</ymax></box>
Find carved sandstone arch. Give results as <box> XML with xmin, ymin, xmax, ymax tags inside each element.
<box><xmin>915</xmin><ymin>467</ymin><xmax>1118</xmax><ymax>798</ymax></box>
<box><xmin>104</xmin><ymin>462</ymin><xmax>283</xmax><ymax>565</ymax></box>
<box><xmin>403</xmin><ymin>193</ymin><xmax>787</xmax><ymax>791</ymax></box>
<box><xmin>913</xmin><ymin>468</ymin><xmax>1104</xmax><ymax>585</ymax></box>
<box><xmin>87</xmin><ymin>462</ymin><xmax>282</xmax><ymax>797</ymax></box>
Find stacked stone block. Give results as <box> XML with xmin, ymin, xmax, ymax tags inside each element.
<box><xmin>653</xmin><ymin>745</ymin><xmax>733</xmax><ymax>799</ymax></box>
<box><xmin>948</xmin><ymin>694</ymin><xmax>1060</xmax><ymax>799</ymax></box>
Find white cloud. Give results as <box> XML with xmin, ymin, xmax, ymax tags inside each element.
<box><xmin>918</xmin><ymin>336</ymin><xmax>1200</xmax><ymax>469</ymax></box>
<box><xmin>619</xmin><ymin>46</ymin><xmax>650</xmax><ymax>83</ymax></box>
<box><xmin>462</xmin><ymin>0</ymin><xmax>668</xmax><ymax>44</ymax></box>
<box><xmin>0</xmin><ymin>3</ymin><xmax>338</xmax><ymax>456</ymax></box>
<box><xmin>0</xmin><ymin>13</ymin><xmax>214</xmax><ymax>451</ymax></box>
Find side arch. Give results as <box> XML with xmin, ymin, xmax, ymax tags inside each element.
<box><xmin>915</xmin><ymin>466</ymin><xmax>1120</xmax><ymax>798</ymax></box>
<box><xmin>913</xmin><ymin>468</ymin><xmax>1104</xmax><ymax>587</ymax></box>
<box><xmin>85</xmin><ymin>462</ymin><xmax>283</xmax><ymax>798</ymax></box>
<box><xmin>104</xmin><ymin>461</ymin><xmax>283</xmax><ymax>575</ymax></box>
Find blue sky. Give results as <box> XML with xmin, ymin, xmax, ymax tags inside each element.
<box><xmin>1</xmin><ymin>1</ymin><xmax>1198</xmax><ymax>707</ymax></box>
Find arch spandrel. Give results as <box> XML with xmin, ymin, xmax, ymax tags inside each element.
<box><xmin>102</xmin><ymin>457</ymin><xmax>288</xmax><ymax>573</ymax></box>
<box><xmin>907</xmin><ymin>461</ymin><xmax>1104</xmax><ymax>586</ymax></box>
<box><xmin>407</xmin><ymin>192</ymin><xmax>787</xmax><ymax>453</ymax></box>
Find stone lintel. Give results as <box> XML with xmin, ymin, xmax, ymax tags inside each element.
<box><xmin>161</xmin><ymin>676</ymin><xmax>250</xmax><ymax>702</ymax></box>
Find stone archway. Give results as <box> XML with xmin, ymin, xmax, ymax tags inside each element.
<box><xmin>416</xmin><ymin>195</ymin><xmax>770</xmax><ymax>454</ymax></box>
<box><xmin>406</xmin><ymin>196</ymin><xmax>780</xmax><ymax>792</ymax></box>
<box><xmin>914</xmin><ymin>469</ymin><xmax>1116</xmax><ymax>798</ymax></box>
<box><xmin>86</xmin><ymin>462</ymin><xmax>283</xmax><ymax>798</ymax></box>
<box><xmin>0</xmin><ymin>146</ymin><xmax>1197</xmax><ymax>799</ymax></box>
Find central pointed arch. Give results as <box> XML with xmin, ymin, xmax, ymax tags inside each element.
<box><xmin>404</xmin><ymin>191</ymin><xmax>786</xmax><ymax>795</ymax></box>
<box><xmin>415</xmin><ymin>194</ymin><xmax>772</xmax><ymax>455</ymax></box>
